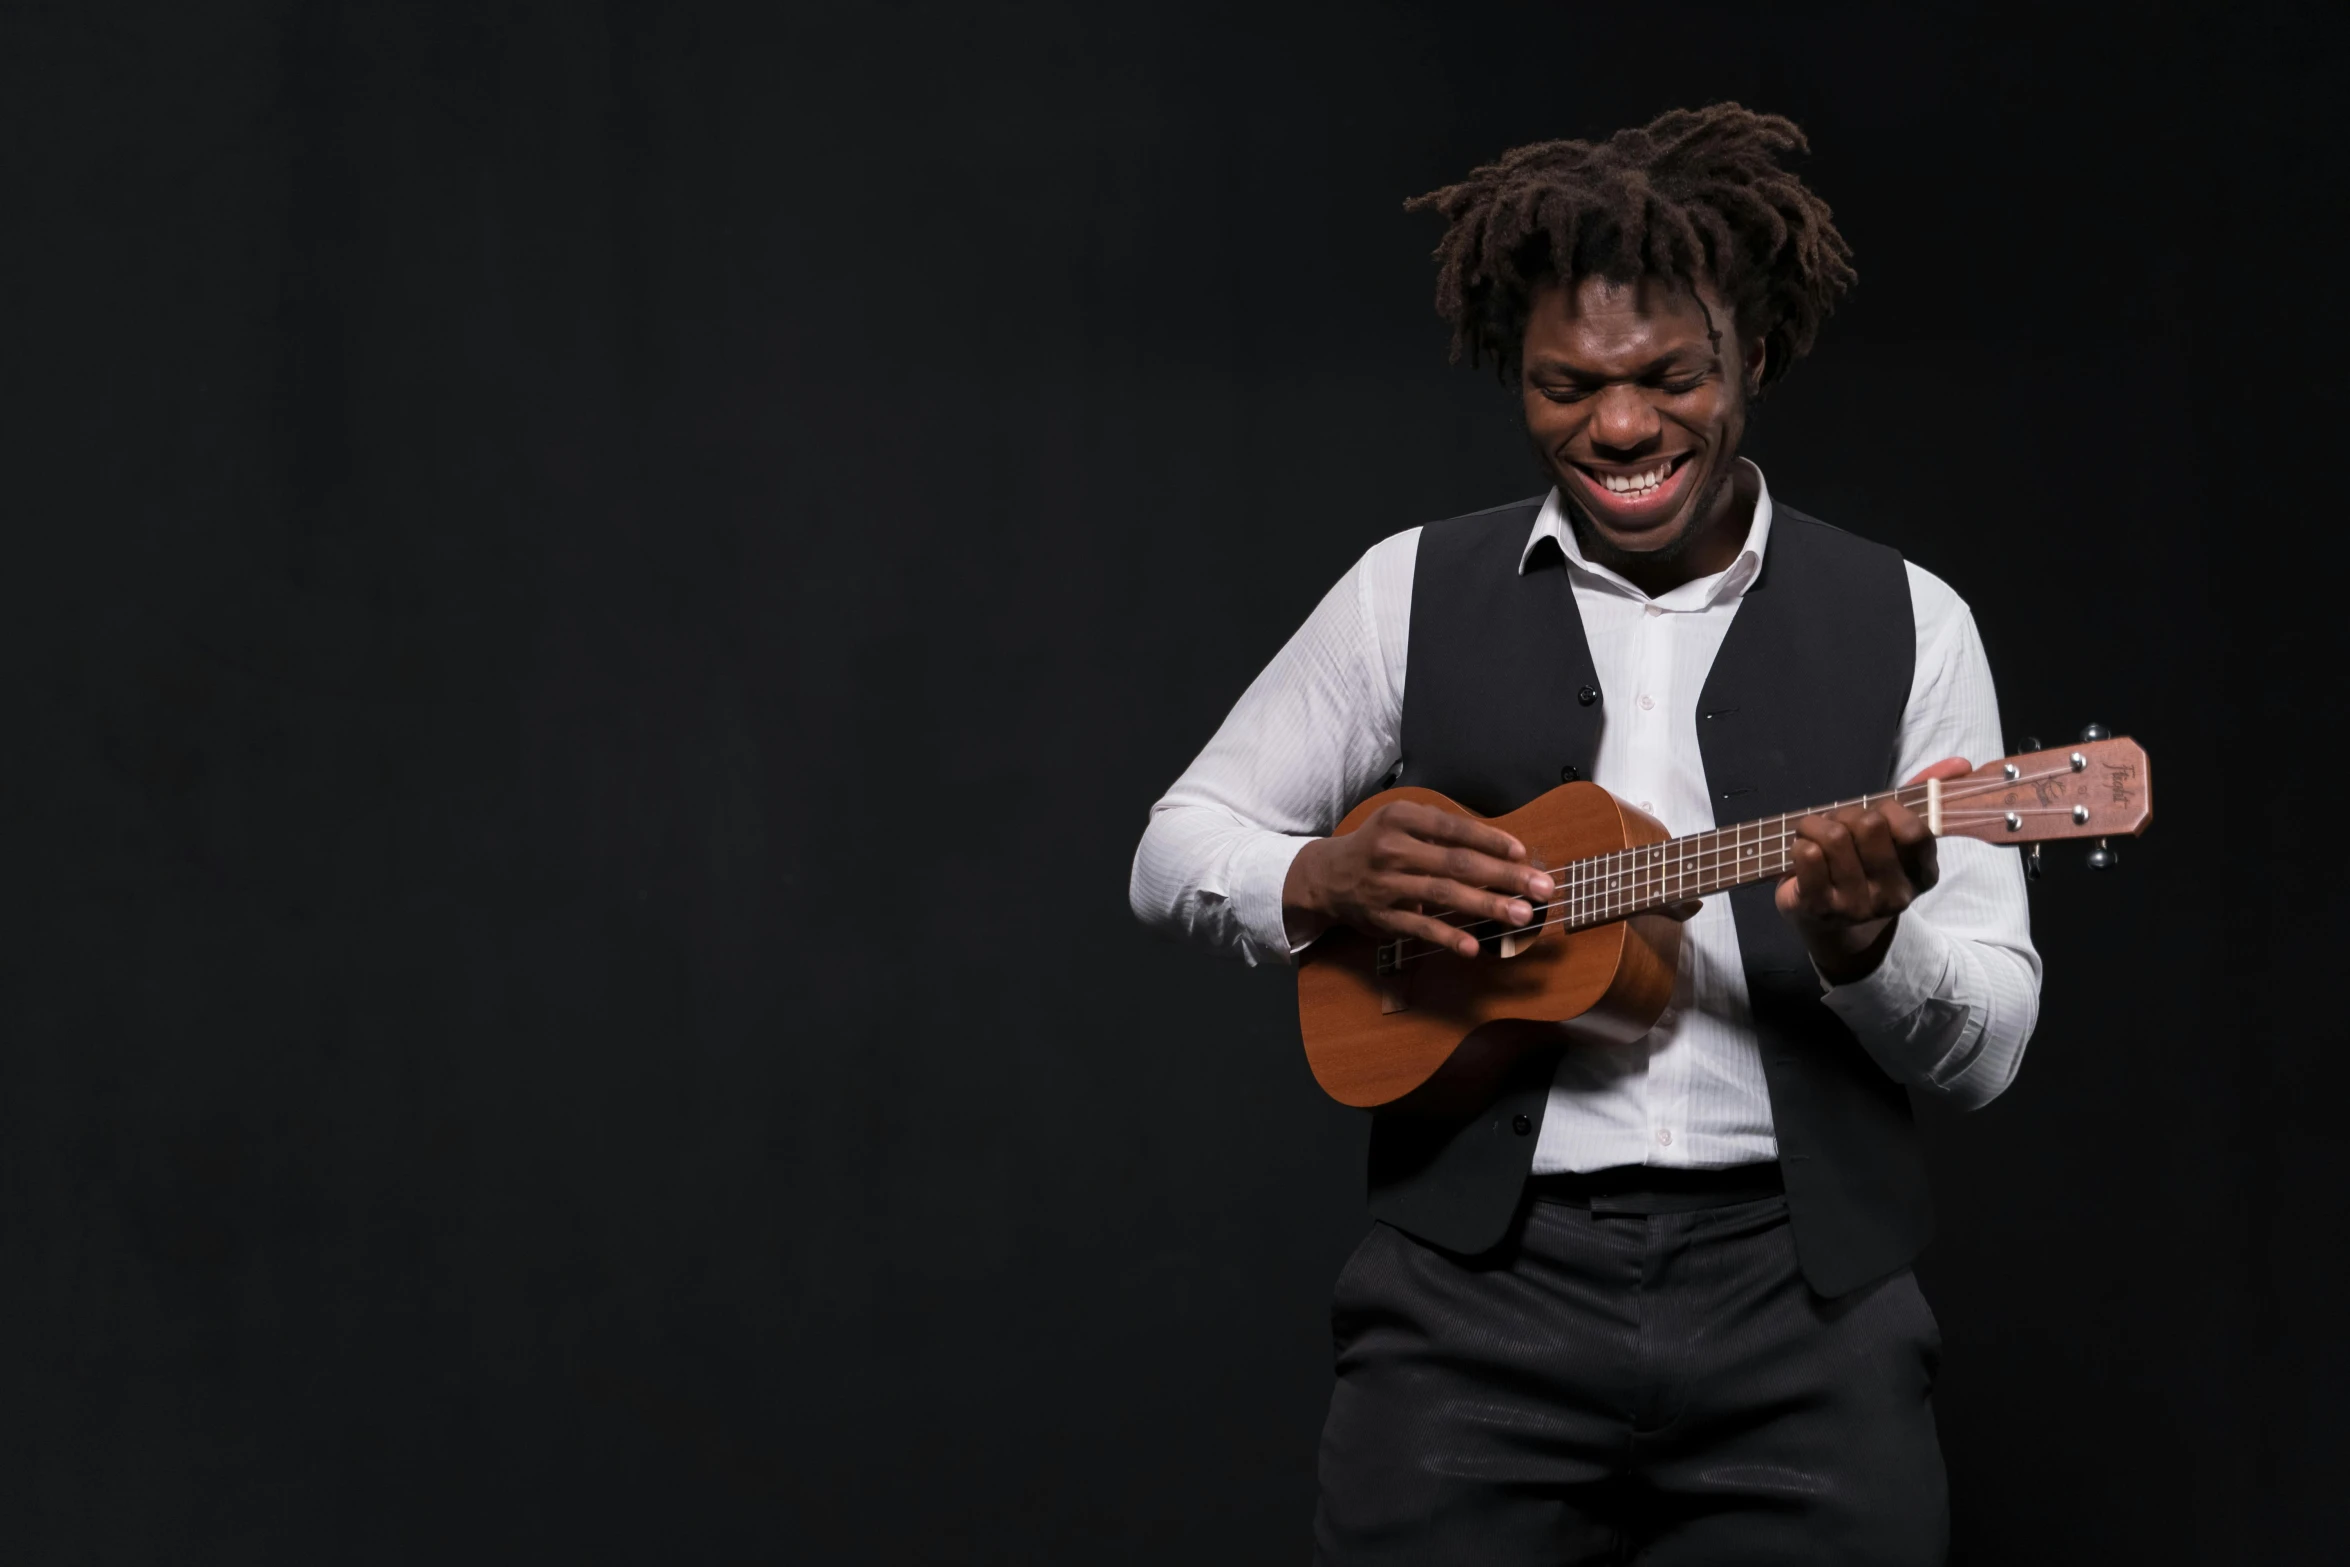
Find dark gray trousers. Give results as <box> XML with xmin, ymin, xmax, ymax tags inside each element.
<box><xmin>1312</xmin><ymin>1188</ymin><xmax>1947</xmax><ymax>1564</ymax></box>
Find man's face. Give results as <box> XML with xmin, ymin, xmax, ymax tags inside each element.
<box><xmin>1519</xmin><ymin>273</ymin><xmax>1765</xmax><ymax>562</ymax></box>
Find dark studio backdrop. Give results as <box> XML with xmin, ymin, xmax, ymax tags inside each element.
<box><xmin>6</xmin><ymin>1</ymin><xmax>2346</xmax><ymax>1560</ymax></box>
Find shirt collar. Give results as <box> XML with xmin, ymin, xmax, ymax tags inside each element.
<box><xmin>1519</xmin><ymin>458</ymin><xmax>1774</xmax><ymax>611</ymax></box>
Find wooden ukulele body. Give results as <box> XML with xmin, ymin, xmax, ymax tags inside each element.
<box><xmin>1297</xmin><ymin>783</ymin><xmax>1686</xmax><ymax>1111</ymax></box>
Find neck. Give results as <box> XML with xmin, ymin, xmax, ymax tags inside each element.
<box><xmin>1544</xmin><ymin>780</ymin><xmax>1933</xmax><ymax>930</ymax></box>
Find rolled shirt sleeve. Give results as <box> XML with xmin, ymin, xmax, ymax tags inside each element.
<box><xmin>1819</xmin><ymin>563</ymin><xmax>2043</xmax><ymax>1109</ymax></box>
<box><xmin>1126</xmin><ymin>530</ymin><xmax>1418</xmax><ymax>966</ymax></box>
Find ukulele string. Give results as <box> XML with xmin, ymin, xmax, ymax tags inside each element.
<box><xmin>1413</xmin><ymin>762</ymin><xmax>2079</xmax><ymax>942</ymax></box>
<box><xmin>1384</xmin><ymin>762</ymin><xmax>2091</xmax><ymax>964</ymax></box>
<box><xmin>1390</xmin><ymin>825</ymin><xmax>1823</xmax><ymax>964</ymax></box>
<box><xmin>1393</xmin><ymin>816</ymin><xmax>2026</xmax><ymax>967</ymax></box>
<box><xmin>1392</xmin><ymin>811</ymin><xmax>2070</xmax><ymax>966</ymax></box>
<box><xmin>1390</xmin><ymin>823</ymin><xmax>2075</xmax><ymax>968</ymax></box>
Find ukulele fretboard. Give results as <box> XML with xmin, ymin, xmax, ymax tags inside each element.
<box><xmin>1545</xmin><ymin>784</ymin><xmax>1925</xmax><ymax>931</ymax></box>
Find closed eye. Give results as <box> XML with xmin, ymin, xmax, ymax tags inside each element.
<box><xmin>1534</xmin><ymin>375</ymin><xmax>1708</xmax><ymax>401</ymax></box>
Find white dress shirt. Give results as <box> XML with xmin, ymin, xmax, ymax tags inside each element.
<box><xmin>1129</xmin><ymin>464</ymin><xmax>2041</xmax><ymax>1170</ymax></box>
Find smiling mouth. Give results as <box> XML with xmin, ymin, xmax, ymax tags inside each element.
<box><xmin>1573</xmin><ymin>452</ymin><xmax>1694</xmax><ymax>501</ymax></box>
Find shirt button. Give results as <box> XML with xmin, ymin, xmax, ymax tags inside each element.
<box><xmin>1640</xmin><ymin>800</ymin><xmax>1655</xmax><ymax>812</ymax></box>
<box><xmin>1645</xmin><ymin>604</ymin><xmax>1663</xmax><ymax>617</ymax></box>
<box><xmin>1512</xmin><ymin>1114</ymin><xmax>1533</xmax><ymax>1136</ymax></box>
<box><xmin>1655</xmin><ymin>1128</ymin><xmax>1673</xmax><ymax>1147</ymax></box>
<box><xmin>1638</xmin><ymin>694</ymin><xmax>1655</xmax><ymax>711</ymax></box>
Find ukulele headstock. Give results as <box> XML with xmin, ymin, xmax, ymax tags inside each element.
<box><xmin>1930</xmin><ymin>735</ymin><xmax>2152</xmax><ymax>846</ymax></box>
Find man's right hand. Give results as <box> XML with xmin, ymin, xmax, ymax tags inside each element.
<box><xmin>1281</xmin><ymin>801</ymin><xmax>1556</xmax><ymax>959</ymax></box>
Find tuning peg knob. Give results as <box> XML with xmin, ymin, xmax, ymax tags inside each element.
<box><xmin>2085</xmin><ymin>837</ymin><xmax>2118</xmax><ymax>870</ymax></box>
<box><xmin>2018</xmin><ymin>734</ymin><xmax>2042</xmax><ymax>754</ymax></box>
<box><xmin>2079</xmin><ymin>722</ymin><xmax>2111</xmax><ymax>742</ymax></box>
<box><xmin>2023</xmin><ymin>842</ymin><xmax>2044</xmax><ymax>882</ymax></box>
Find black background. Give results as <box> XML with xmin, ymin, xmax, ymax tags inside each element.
<box><xmin>6</xmin><ymin>1</ymin><xmax>2346</xmax><ymax>1561</ymax></box>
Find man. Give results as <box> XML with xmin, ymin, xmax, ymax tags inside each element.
<box><xmin>1129</xmin><ymin>105</ymin><xmax>2038</xmax><ymax>1562</ymax></box>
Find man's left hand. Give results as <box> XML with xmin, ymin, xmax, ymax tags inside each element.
<box><xmin>1775</xmin><ymin>757</ymin><xmax>1972</xmax><ymax>985</ymax></box>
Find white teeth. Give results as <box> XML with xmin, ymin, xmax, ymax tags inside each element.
<box><xmin>1598</xmin><ymin>462</ymin><xmax>1673</xmax><ymax>496</ymax></box>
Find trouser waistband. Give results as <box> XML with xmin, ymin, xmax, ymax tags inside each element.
<box><xmin>1526</xmin><ymin>1162</ymin><xmax>1785</xmax><ymax>1214</ymax></box>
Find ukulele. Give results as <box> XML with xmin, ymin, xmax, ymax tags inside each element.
<box><xmin>1297</xmin><ymin>733</ymin><xmax>2152</xmax><ymax>1110</ymax></box>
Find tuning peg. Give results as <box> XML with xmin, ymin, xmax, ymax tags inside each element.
<box><xmin>2018</xmin><ymin>734</ymin><xmax>2042</xmax><ymax>754</ymax></box>
<box><xmin>2079</xmin><ymin>722</ymin><xmax>2111</xmax><ymax>742</ymax></box>
<box><xmin>2085</xmin><ymin>837</ymin><xmax>2118</xmax><ymax>870</ymax></box>
<box><xmin>2023</xmin><ymin>842</ymin><xmax>2044</xmax><ymax>882</ymax></box>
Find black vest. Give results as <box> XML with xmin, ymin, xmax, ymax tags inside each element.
<box><xmin>1368</xmin><ymin>495</ymin><xmax>1924</xmax><ymax>1297</ymax></box>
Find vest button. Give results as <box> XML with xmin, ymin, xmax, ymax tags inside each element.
<box><xmin>1512</xmin><ymin>1114</ymin><xmax>1532</xmax><ymax>1136</ymax></box>
<box><xmin>1559</xmin><ymin>765</ymin><xmax>1580</xmax><ymax>782</ymax></box>
<box><xmin>1578</xmin><ymin>686</ymin><xmax>1599</xmax><ymax>706</ymax></box>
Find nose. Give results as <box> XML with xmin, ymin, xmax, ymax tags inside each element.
<box><xmin>1587</xmin><ymin>384</ymin><xmax>1662</xmax><ymax>456</ymax></box>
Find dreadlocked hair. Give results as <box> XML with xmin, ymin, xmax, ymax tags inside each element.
<box><xmin>1404</xmin><ymin>104</ymin><xmax>1855</xmax><ymax>388</ymax></box>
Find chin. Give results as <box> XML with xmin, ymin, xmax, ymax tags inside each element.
<box><xmin>1563</xmin><ymin>489</ymin><xmax>1700</xmax><ymax>563</ymax></box>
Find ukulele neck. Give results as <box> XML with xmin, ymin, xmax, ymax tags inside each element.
<box><xmin>1549</xmin><ymin>783</ymin><xmax>1936</xmax><ymax>932</ymax></box>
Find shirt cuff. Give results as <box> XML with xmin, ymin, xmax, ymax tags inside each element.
<box><xmin>1817</xmin><ymin>915</ymin><xmax>1971</xmax><ymax>1085</ymax></box>
<box><xmin>1229</xmin><ymin>832</ymin><xmax>1318</xmax><ymax>966</ymax></box>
